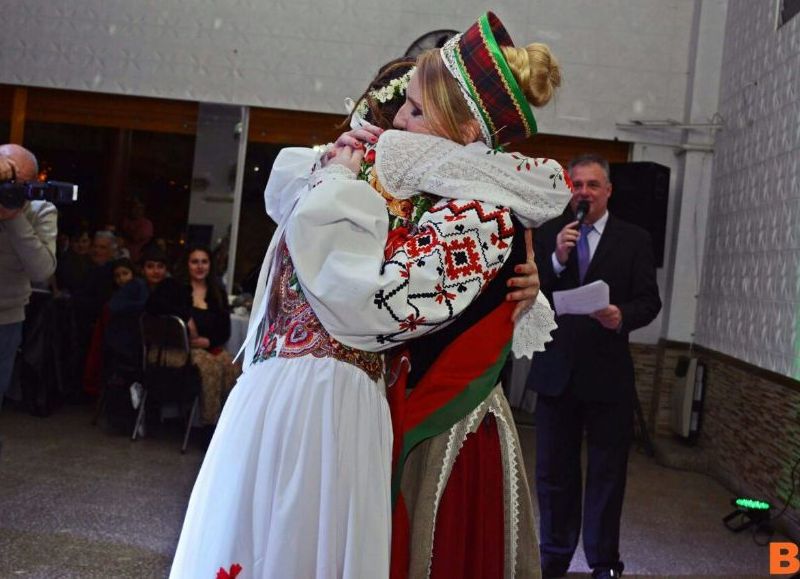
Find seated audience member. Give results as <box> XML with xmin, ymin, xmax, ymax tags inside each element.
<box><xmin>74</xmin><ymin>230</ymin><xmax>118</xmax><ymax>321</ymax></box>
<box><xmin>56</xmin><ymin>227</ymin><xmax>92</xmax><ymax>296</ymax></box>
<box><xmin>105</xmin><ymin>258</ymin><xmax>149</xmax><ymax>369</ymax></box>
<box><xmin>72</xmin><ymin>228</ymin><xmax>91</xmax><ymax>254</ymax></box>
<box><xmin>140</xmin><ymin>243</ymin><xmax>194</xmax><ymax>401</ymax></box>
<box><xmin>143</xmin><ymin>244</ymin><xmax>191</xmax><ymax>320</ymax></box>
<box><xmin>121</xmin><ymin>197</ymin><xmax>154</xmax><ymax>264</ymax></box>
<box><xmin>84</xmin><ymin>257</ymin><xmax>144</xmax><ymax>396</ymax></box>
<box><xmin>144</xmin><ymin>243</ymin><xmax>238</xmax><ymax>426</ymax></box>
<box><xmin>115</xmin><ymin>234</ymin><xmax>131</xmax><ymax>259</ymax></box>
<box><xmin>177</xmin><ymin>245</ymin><xmax>238</xmax><ymax>426</ymax></box>
<box><xmin>56</xmin><ymin>230</ymin><xmax>69</xmax><ymax>256</ymax></box>
<box><xmin>93</xmin><ymin>258</ymin><xmax>149</xmax><ymax>431</ymax></box>
<box><xmin>70</xmin><ymin>230</ymin><xmax>117</xmax><ymax>396</ymax></box>
<box><xmin>91</xmin><ymin>230</ymin><xmax>118</xmax><ymax>266</ymax></box>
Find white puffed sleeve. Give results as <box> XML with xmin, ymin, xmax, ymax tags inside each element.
<box><xmin>263</xmin><ymin>147</ymin><xmax>322</xmax><ymax>223</ymax></box>
<box><xmin>286</xmin><ymin>167</ymin><xmax>515</xmax><ymax>352</ymax></box>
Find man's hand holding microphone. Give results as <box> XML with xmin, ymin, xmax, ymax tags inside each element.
<box><xmin>554</xmin><ymin>200</ymin><xmax>588</xmax><ymax>266</ymax></box>
<box><xmin>554</xmin><ymin>199</ymin><xmax>621</xmax><ymax>330</ymax></box>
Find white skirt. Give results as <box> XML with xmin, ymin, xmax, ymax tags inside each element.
<box><xmin>169</xmin><ymin>356</ymin><xmax>393</xmax><ymax>579</ymax></box>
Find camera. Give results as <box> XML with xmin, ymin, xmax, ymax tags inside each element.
<box><xmin>0</xmin><ymin>180</ymin><xmax>79</xmax><ymax>208</ymax></box>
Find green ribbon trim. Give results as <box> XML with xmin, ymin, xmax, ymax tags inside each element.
<box><xmin>453</xmin><ymin>46</ymin><xmax>495</xmax><ymax>141</ymax></box>
<box><xmin>478</xmin><ymin>13</ymin><xmax>538</xmax><ymax>137</ymax></box>
<box><xmin>391</xmin><ymin>339</ymin><xmax>512</xmax><ymax>504</ymax></box>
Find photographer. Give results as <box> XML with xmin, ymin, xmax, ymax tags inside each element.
<box><xmin>0</xmin><ymin>144</ymin><xmax>57</xmax><ymax>410</ymax></box>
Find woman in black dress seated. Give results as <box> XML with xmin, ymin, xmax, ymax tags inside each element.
<box><xmin>146</xmin><ymin>244</ymin><xmax>239</xmax><ymax>425</ymax></box>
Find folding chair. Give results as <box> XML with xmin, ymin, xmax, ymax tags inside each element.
<box><xmin>135</xmin><ymin>313</ymin><xmax>201</xmax><ymax>453</ymax></box>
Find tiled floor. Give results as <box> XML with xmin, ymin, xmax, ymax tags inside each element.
<box><xmin>0</xmin><ymin>404</ymin><xmax>201</xmax><ymax>578</ymax></box>
<box><xmin>0</xmin><ymin>403</ymin><xmax>781</xmax><ymax>578</ymax></box>
<box><xmin>517</xmin><ymin>421</ymin><xmax>775</xmax><ymax>579</ymax></box>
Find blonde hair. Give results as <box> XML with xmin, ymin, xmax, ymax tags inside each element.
<box><xmin>500</xmin><ymin>43</ymin><xmax>561</xmax><ymax>107</ymax></box>
<box><xmin>416</xmin><ymin>49</ymin><xmax>476</xmax><ymax>145</ymax></box>
<box><xmin>416</xmin><ymin>42</ymin><xmax>561</xmax><ymax>144</ymax></box>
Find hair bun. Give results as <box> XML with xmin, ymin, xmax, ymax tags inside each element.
<box><xmin>501</xmin><ymin>43</ymin><xmax>561</xmax><ymax>107</ymax></box>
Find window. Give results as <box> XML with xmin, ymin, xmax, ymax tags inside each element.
<box><xmin>779</xmin><ymin>0</ymin><xmax>800</xmax><ymax>27</ymax></box>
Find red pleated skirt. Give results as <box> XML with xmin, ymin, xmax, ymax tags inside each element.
<box><xmin>429</xmin><ymin>414</ymin><xmax>505</xmax><ymax>579</ymax></box>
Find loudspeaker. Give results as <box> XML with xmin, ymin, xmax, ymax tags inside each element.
<box><xmin>609</xmin><ymin>162</ymin><xmax>670</xmax><ymax>268</ymax></box>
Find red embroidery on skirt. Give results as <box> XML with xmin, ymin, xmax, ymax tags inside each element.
<box><xmin>216</xmin><ymin>563</ymin><xmax>242</xmax><ymax>579</ymax></box>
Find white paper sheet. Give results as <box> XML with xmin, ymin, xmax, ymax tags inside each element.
<box><xmin>552</xmin><ymin>280</ymin><xmax>610</xmax><ymax>316</ymax></box>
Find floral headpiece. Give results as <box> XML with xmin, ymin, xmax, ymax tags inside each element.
<box><xmin>440</xmin><ymin>12</ymin><xmax>538</xmax><ymax>147</ymax></box>
<box><xmin>351</xmin><ymin>67</ymin><xmax>416</xmax><ymax>123</ymax></box>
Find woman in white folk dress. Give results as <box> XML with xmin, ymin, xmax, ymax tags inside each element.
<box><xmin>169</xmin><ymin>18</ymin><xmax>567</xmax><ymax>578</ymax></box>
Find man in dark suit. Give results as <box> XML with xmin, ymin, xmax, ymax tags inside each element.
<box><xmin>528</xmin><ymin>154</ymin><xmax>662</xmax><ymax>579</ymax></box>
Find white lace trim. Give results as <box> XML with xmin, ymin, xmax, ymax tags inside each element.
<box><xmin>309</xmin><ymin>162</ymin><xmax>356</xmax><ymax>188</ymax></box>
<box><xmin>487</xmin><ymin>391</ymin><xmax>522</xmax><ymax>579</ymax></box>
<box><xmin>374</xmin><ymin>132</ymin><xmax>451</xmax><ymax>200</ymax></box>
<box><xmin>426</xmin><ymin>386</ymin><xmax>524</xmax><ymax>578</ymax></box>
<box><xmin>513</xmin><ymin>293</ymin><xmax>557</xmax><ymax>360</ymax></box>
<box><xmin>440</xmin><ymin>34</ymin><xmax>493</xmax><ymax>147</ymax></box>
<box><xmin>374</xmin><ymin>130</ymin><xmax>571</xmax><ymax>228</ymax></box>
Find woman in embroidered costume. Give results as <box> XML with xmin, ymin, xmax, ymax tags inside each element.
<box><xmin>169</xmin><ymin>13</ymin><xmax>568</xmax><ymax>579</ymax></box>
<box><xmin>310</xmin><ymin>13</ymin><xmax>568</xmax><ymax>578</ymax></box>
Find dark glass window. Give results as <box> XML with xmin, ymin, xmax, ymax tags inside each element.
<box><xmin>128</xmin><ymin>130</ymin><xmax>195</xmax><ymax>244</ymax></box>
<box><xmin>22</xmin><ymin>122</ymin><xmax>194</xmax><ymax>250</ymax></box>
<box><xmin>232</xmin><ymin>141</ymin><xmax>290</xmax><ymax>291</ymax></box>
<box><xmin>780</xmin><ymin>0</ymin><xmax>800</xmax><ymax>26</ymax></box>
<box><xmin>23</xmin><ymin>122</ymin><xmax>114</xmax><ymax>234</ymax></box>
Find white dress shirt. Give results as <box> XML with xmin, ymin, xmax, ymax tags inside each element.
<box><xmin>551</xmin><ymin>211</ymin><xmax>609</xmax><ymax>276</ymax></box>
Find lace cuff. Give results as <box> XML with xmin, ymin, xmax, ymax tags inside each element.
<box><xmin>310</xmin><ymin>163</ymin><xmax>357</xmax><ymax>189</ymax></box>
<box><xmin>512</xmin><ymin>293</ymin><xmax>557</xmax><ymax>360</ymax></box>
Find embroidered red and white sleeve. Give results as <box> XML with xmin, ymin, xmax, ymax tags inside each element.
<box><xmin>285</xmin><ymin>176</ymin><xmax>514</xmax><ymax>352</ymax></box>
<box><xmin>371</xmin><ymin>198</ymin><xmax>514</xmax><ymax>346</ymax></box>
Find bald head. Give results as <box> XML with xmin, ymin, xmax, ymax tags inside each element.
<box><xmin>0</xmin><ymin>144</ymin><xmax>38</xmax><ymax>181</ymax></box>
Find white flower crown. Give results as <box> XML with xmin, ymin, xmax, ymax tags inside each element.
<box><xmin>354</xmin><ymin>66</ymin><xmax>416</xmax><ymax>119</ymax></box>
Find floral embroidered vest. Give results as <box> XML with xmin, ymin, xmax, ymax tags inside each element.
<box><xmin>251</xmin><ymin>143</ymin><xmax>434</xmax><ymax>381</ymax></box>
<box><xmin>251</xmin><ymin>241</ymin><xmax>384</xmax><ymax>380</ymax></box>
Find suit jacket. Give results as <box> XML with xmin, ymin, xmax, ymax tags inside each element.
<box><xmin>528</xmin><ymin>211</ymin><xmax>661</xmax><ymax>401</ymax></box>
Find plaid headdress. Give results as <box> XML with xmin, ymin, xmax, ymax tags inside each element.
<box><xmin>440</xmin><ymin>12</ymin><xmax>538</xmax><ymax>147</ymax></box>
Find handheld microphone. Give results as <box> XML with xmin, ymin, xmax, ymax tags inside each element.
<box><xmin>575</xmin><ymin>200</ymin><xmax>590</xmax><ymax>226</ymax></box>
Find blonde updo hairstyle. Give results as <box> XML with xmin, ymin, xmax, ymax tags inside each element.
<box><xmin>415</xmin><ymin>42</ymin><xmax>561</xmax><ymax>145</ymax></box>
<box><xmin>500</xmin><ymin>43</ymin><xmax>561</xmax><ymax>107</ymax></box>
